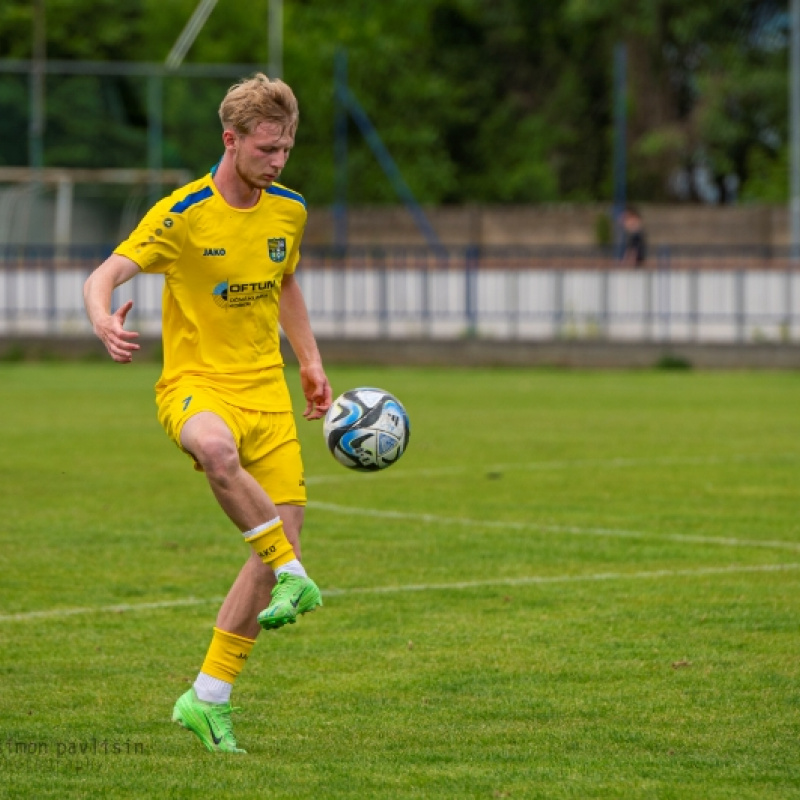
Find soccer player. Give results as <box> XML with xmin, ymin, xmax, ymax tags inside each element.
<box><xmin>83</xmin><ymin>73</ymin><xmax>332</xmax><ymax>754</ymax></box>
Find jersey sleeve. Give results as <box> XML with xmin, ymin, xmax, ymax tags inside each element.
<box><xmin>283</xmin><ymin>210</ymin><xmax>307</xmax><ymax>276</ymax></box>
<box><xmin>114</xmin><ymin>197</ymin><xmax>187</xmax><ymax>275</ymax></box>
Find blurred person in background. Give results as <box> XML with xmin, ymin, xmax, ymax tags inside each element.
<box><xmin>620</xmin><ymin>206</ymin><xmax>647</xmax><ymax>268</ymax></box>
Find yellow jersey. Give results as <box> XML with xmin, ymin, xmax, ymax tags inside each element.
<box><xmin>115</xmin><ymin>174</ymin><xmax>307</xmax><ymax>411</ymax></box>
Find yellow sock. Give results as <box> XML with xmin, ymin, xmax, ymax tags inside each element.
<box><xmin>244</xmin><ymin>517</ymin><xmax>295</xmax><ymax>569</ymax></box>
<box><xmin>200</xmin><ymin>627</ymin><xmax>256</xmax><ymax>684</ymax></box>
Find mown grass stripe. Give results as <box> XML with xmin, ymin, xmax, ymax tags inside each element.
<box><xmin>305</xmin><ymin>452</ymin><xmax>800</xmax><ymax>484</ymax></box>
<box><xmin>2</xmin><ymin>562</ymin><xmax>797</xmax><ymax>623</ymax></box>
<box><xmin>308</xmin><ymin>501</ymin><xmax>800</xmax><ymax>552</ymax></box>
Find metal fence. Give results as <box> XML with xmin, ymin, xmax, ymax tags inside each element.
<box><xmin>0</xmin><ymin>246</ymin><xmax>797</xmax><ymax>344</ymax></box>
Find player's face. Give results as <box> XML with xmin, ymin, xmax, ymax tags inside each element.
<box><xmin>230</xmin><ymin>122</ymin><xmax>294</xmax><ymax>190</ymax></box>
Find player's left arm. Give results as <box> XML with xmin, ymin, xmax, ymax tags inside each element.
<box><xmin>279</xmin><ymin>272</ymin><xmax>332</xmax><ymax>420</ymax></box>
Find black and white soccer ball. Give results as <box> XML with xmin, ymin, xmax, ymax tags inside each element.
<box><xmin>323</xmin><ymin>388</ymin><xmax>410</xmax><ymax>471</ymax></box>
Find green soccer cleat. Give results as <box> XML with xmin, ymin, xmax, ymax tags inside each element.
<box><xmin>172</xmin><ymin>688</ymin><xmax>246</xmax><ymax>754</ymax></box>
<box><xmin>257</xmin><ymin>573</ymin><xmax>322</xmax><ymax>631</ymax></box>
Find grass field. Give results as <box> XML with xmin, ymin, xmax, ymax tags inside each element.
<box><xmin>1</xmin><ymin>362</ymin><xmax>800</xmax><ymax>799</ymax></box>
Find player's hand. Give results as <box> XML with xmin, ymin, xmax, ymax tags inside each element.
<box><xmin>94</xmin><ymin>300</ymin><xmax>140</xmax><ymax>363</ymax></box>
<box><xmin>300</xmin><ymin>362</ymin><xmax>332</xmax><ymax>420</ymax></box>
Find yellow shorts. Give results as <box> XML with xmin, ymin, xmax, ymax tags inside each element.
<box><xmin>157</xmin><ymin>386</ymin><xmax>307</xmax><ymax>506</ymax></box>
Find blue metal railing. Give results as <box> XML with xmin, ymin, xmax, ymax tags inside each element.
<box><xmin>0</xmin><ymin>245</ymin><xmax>797</xmax><ymax>344</ymax></box>
<box><xmin>0</xmin><ymin>242</ymin><xmax>795</xmax><ymax>266</ymax></box>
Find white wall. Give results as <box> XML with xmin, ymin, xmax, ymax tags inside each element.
<box><xmin>1</xmin><ymin>266</ymin><xmax>796</xmax><ymax>345</ymax></box>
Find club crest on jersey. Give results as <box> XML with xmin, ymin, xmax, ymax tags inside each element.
<box><xmin>268</xmin><ymin>237</ymin><xmax>286</xmax><ymax>263</ymax></box>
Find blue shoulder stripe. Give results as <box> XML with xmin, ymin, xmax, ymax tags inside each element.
<box><xmin>266</xmin><ymin>185</ymin><xmax>306</xmax><ymax>208</ymax></box>
<box><xmin>170</xmin><ymin>186</ymin><xmax>213</xmax><ymax>213</ymax></box>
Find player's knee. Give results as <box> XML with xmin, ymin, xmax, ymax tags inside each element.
<box><xmin>195</xmin><ymin>436</ymin><xmax>240</xmax><ymax>485</ymax></box>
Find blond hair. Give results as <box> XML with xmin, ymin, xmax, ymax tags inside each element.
<box><xmin>218</xmin><ymin>73</ymin><xmax>299</xmax><ymax>135</ymax></box>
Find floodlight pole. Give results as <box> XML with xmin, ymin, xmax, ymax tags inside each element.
<box><xmin>334</xmin><ymin>49</ymin><xmax>348</xmax><ymax>251</ymax></box>
<box><xmin>165</xmin><ymin>0</ymin><xmax>219</xmax><ymax>70</ymax></box>
<box><xmin>336</xmin><ymin>81</ymin><xmax>445</xmax><ymax>256</ymax></box>
<box><xmin>269</xmin><ymin>0</ymin><xmax>283</xmax><ymax>79</ymax></box>
<box><xmin>791</xmin><ymin>0</ymin><xmax>800</xmax><ymax>264</ymax></box>
<box><xmin>147</xmin><ymin>76</ymin><xmax>164</xmax><ymax>207</ymax></box>
<box><xmin>156</xmin><ymin>0</ymin><xmax>219</xmax><ymax>204</ymax></box>
<box><xmin>29</xmin><ymin>0</ymin><xmax>46</xmax><ymax>170</ymax></box>
<box><xmin>612</xmin><ymin>42</ymin><xmax>628</xmax><ymax>258</ymax></box>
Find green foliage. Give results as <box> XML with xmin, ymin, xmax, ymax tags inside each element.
<box><xmin>44</xmin><ymin>75</ymin><xmax>149</xmax><ymax>168</ymax></box>
<box><xmin>741</xmin><ymin>144</ymin><xmax>789</xmax><ymax>203</ymax></box>
<box><xmin>0</xmin><ymin>75</ymin><xmax>27</xmax><ymax>166</ymax></box>
<box><xmin>594</xmin><ymin>211</ymin><xmax>612</xmax><ymax>245</ymax></box>
<box><xmin>0</xmin><ymin>0</ymin><xmax>792</xmax><ymax>203</ymax></box>
<box><xmin>655</xmin><ymin>352</ymin><xmax>693</xmax><ymax>370</ymax></box>
<box><xmin>0</xmin><ymin>0</ymin><xmax>39</xmax><ymax>59</ymax></box>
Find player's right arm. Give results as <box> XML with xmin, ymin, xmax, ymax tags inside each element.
<box><xmin>83</xmin><ymin>254</ymin><xmax>143</xmax><ymax>363</ymax></box>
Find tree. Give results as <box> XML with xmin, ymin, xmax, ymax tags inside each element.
<box><xmin>0</xmin><ymin>0</ymin><xmax>791</xmax><ymax>204</ymax></box>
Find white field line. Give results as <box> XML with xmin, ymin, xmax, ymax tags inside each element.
<box><xmin>308</xmin><ymin>501</ymin><xmax>800</xmax><ymax>553</ymax></box>
<box><xmin>321</xmin><ymin>563</ymin><xmax>800</xmax><ymax>596</ymax></box>
<box><xmin>305</xmin><ymin>452</ymin><xmax>800</xmax><ymax>485</ymax></box>
<box><xmin>0</xmin><ymin>596</ymin><xmax>225</xmax><ymax>623</ymax></box>
<box><xmin>1</xmin><ymin>562</ymin><xmax>798</xmax><ymax>623</ymax></box>
<box><xmin>3</xmin><ymin>454</ymin><xmax>796</xmax><ymax>623</ymax></box>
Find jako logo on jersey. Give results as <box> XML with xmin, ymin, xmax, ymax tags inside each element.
<box><xmin>268</xmin><ymin>238</ymin><xmax>286</xmax><ymax>263</ymax></box>
<box><xmin>203</xmin><ymin>248</ymin><xmax>226</xmax><ymax>257</ymax></box>
<box><xmin>212</xmin><ymin>279</ymin><xmax>276</xmax><ymax>309</ymax></box>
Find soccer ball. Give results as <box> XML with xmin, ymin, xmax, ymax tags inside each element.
<box><xmin>323</xmin><ymin>387</ymin><xmax>410</xmax><ymax>471</ymax></box>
